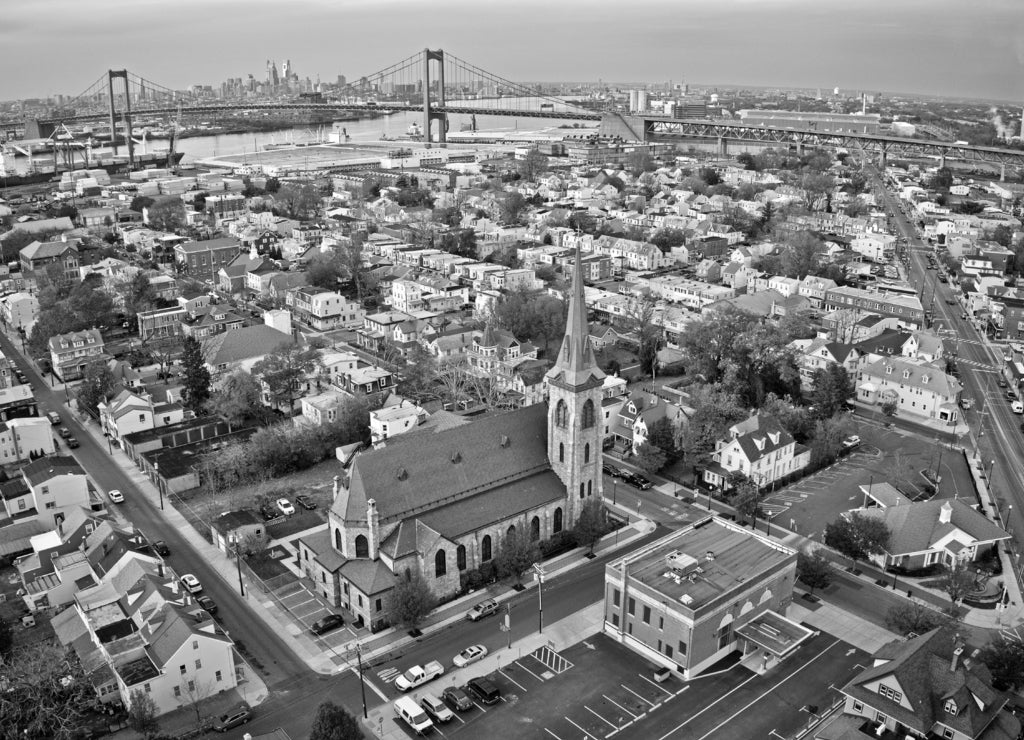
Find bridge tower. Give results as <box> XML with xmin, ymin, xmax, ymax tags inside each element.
<box><xmin>107</xmin><ymin>70</ymin><xmax>136</xmax><ymax>169</ymax></box>
<box><xmin>422</xmin><ymin>49</ymin><xmax>446</xmax><ymax>147</ymax></box>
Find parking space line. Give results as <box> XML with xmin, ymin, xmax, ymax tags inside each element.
<box><xmin>602</xmin><ymin>695</ymin><xmax>637</xmax><ymax>719</ymax></box>
<box><xmin>621</xmin><ymin>684</ymin><xmax>655</xmax><ymax>706</ymax></box>
<box><xmin>472</xmin><ymin>700</ymin><xmax>488</xmax><ymax>713</ymax></box>
<box><xmin>565</xmin><ymin>717</ymin><xmax>595</xmax><ymax>739</ymax></box>
<box><xmin>515</xmin><ymin>659</ymin><xmax>546</xmax><ymax>682</ymax></box>
<box><xmin>586</xmin><ymin>706</ymin><xmax>617</xmax><ymax>730</ymax></box>
<box><xmin>544</xmin><ymin>729</ymin><xmax>563</xmax><ymax>740</ymax></box>
<box><xmin>639</xmin><ymin>674</ymin><xmax>673</xmax><ymax>695</ymax></box>
<box><xmin>500</xmin><ymin>668</ymin><xmax>528</xmax><ymax>692</ymax></box>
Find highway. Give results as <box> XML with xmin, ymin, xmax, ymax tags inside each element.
<box><xmin>870</xmin><ymin>167</ymin><xmax>1024</xmax><ymax>550</ymax></box>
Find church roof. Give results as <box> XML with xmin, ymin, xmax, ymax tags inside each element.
<box><xmin>545</xmin><ymin>243</ymin><xmax>605</xmax><ymax>390</ymax></box>
<box><xmin>334</xmin><ymin>404</ymin><xmax>549</xmax><ymax>525</ymax></box>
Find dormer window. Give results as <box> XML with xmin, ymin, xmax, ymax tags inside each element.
<box><xmin>885</xmin><ymin>365</ymin><xmax>893</xmax><ymax>375</ymax></box>
<box><xmin>943</xmin><ymin>699</ymin><xmax>958</xmax><ymax>716</ymax></box>
<box><xmin>753</xmin><ymin>436</ymin><xmax>765</xmax><ymax>451</ymax></box>
<box><xmin>922</xmin><ymin>374</ymin><xmax>929</xmax><ymax>384</ymax></box>
<box><xmin>903</xmin><ymin>370</ymin><xmax>911</xmax><ymax>379</ymax></box>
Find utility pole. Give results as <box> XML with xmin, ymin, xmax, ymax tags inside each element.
<box><xmin>356</xmin><ymin>643</ymin><xmax>368</xmax><ymax>719</ymax></box>
<box><xmin>505</xmin><ymin>603</ymin><xmax>512</xmax><ymax>651</ymax></box>
<box><xmin>533</xmin><ymin>564</ymin><xmax>545</xmax><ymax>634</ymax></box>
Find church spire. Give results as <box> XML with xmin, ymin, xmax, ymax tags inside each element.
<box><xmin>546</xmin><ymin>243</ymin><xmax>604</xmax><ymax>390</ymax></box>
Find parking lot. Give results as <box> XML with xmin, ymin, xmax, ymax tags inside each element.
<box><xmin>382</xmin><ymin>630</ymin><xmax>866</xmax><ymax>739</ymax></box>
<box><xmin>760</xmin><ymin>421</ymin><xmax>975</xmax><ymax>540</ymax></box>
<box><xmin>273</xmin><ymin>580</ymin><xmax>354</xmax><ymax>651</ymax></box>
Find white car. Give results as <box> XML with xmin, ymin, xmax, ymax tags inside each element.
<box><xmin>452</xmin><ymin>644</ymin><xmax>488</xmax><ymax>668</ymax></box>
<box><xmin>107</xmin><ymin>489</ymin><xmax>124</xmax><ymax>504</ymax></box>
<box><xmin>842</xmin><ymin>435</ymin><xmax>861</xmax><ymax>449</ymax></box>
<box><xmin>180</xmin><ymin>574</ymin><xmax>202</xmax><ymax>594</ymax></box>
<box><xmin>277</xmin><ymin>498</ymin><xmax>295</xmax><ymax>516</ymax></box>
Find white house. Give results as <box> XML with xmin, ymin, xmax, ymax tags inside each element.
<box><xmin>857</xmin><ymin>356</ymin><xmax>962</xmax><ymax>424</ymax></box>
<box><xmin>370</xmin><ymin>401</ymin><xmax>428</xmax><ymax>445</ymax></box>
<box><xmin>702</xmin><ymin>414</ymin><xmax>811</xmax><ymax>491</ymax></box>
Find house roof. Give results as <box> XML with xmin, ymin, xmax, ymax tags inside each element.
<box><xmin>857</xmin><ymin>499</ymin><xmax>1010</xmax><ymax>556</ymax></box>
<box><xmin>21</xmin><ymin>239</ymin><xmax>79</xmax><ymax>262</ymax></box>
<box><xmin>727</xmin><ymin>414</ymin><xmax>795</xmax><ymax>464</ymax></box>
<box><xmin>201</xmin><ymin>324</ymin><xmax>292</xmax><ymax>366</ymax></box>
<box><xmin>22</xmin><ymin>456</ymin><xmax>85</xmax><ymax>487</ymax></box>
<box><xmin>145</xmin><ymin>603</ymin><xmax>232</xmax><ymax>668</ymax></box>
<box><xmin>842</xmin><ymin>628</ymin><xmax>1012</xmax><ymax>738</ymax></box>
<box><xmin>211</xmin><ymin>509</ymin><xmax>263</xmax><ymax>534</ymax></box>
<box><xmin>860</xmin><ymin>356</ymin><xmax>962</xmax><ymax>398</ymax></box>
<box><xmin>334</xmin><ymin>404</ymin><xmax>549</xmax><ymax>525</ymax></box>
<box><xmin>175</xmin><ymin>237</ymin><xmax>240</xmax><ymax>254</ymax></box>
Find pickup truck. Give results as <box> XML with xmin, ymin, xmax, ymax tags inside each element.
<box><xmin>394</xmin><ymin>660</ymin><xmax>445</xmax><ymax>692</ymax></box>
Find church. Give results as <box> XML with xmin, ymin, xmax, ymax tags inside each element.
<box><xmin>296</xmin><ymin>249</ymin><xmax>606</xmax><ymax>631</ymax></box>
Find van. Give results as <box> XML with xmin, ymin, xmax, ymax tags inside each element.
<box><xmin>466</xmin><ymin>676</ymin><xmax>502</xmax><ymax>705</ymax></box>
<box><xmin>394</xmin><ymin>696</ymin><xmax>434</xmax><ymax>735</ymax></box>
<box><xmin>1013</xmin><ymin>401</ymin><xmax>1023</xmax><ymax>415</ymax></box>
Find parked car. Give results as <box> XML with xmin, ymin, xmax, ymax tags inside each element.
<box><xmin>107</xmin><ymin>489</ymin><xmax>124</xmax><ymax>504</ymax></box>
<box><xmin>59</xmin><ymin>427</ymin><xmax>72</xmax><ymax>439</ymax></box>
<box><xmin>602</xmin><ymin>463</ymin><xmax>626</xmax><ymax>479</ymax></box>
<box><xmin>180</xmin><ymin>574</ymin><xmax>202</xmax><ymax>594</ymax></box>
<box><xmin>152</xmin><ymin>540</ymin><xmax>170</xmax><ymax>556</ymax></box>
<box><xmin>466</xmin><ymin>676</ymin><xmax>501</xmax><ymax>705</ymax></box>
<box><xmin>453</xmin><ymin>644</ymin><xmax>488</xmax><ymax>668</ymax></box>
<box><xmin>211</xmin><ymin>705</ymin><xmax>251</xmax><ymax>732</ymax></box>
<box><xmin>627</xmin><ymin>473</ymin><xmax>653</xmax><ymax>490</ymax></box>
<box><xmin>46</xmin><ymin>411</ymin><xmax>61</xmax><ymax>425</ymax></box>
<box><xmin>66</xmin><ymin>436</ymin><xmax>79</xmax><ymax>449</ymax></box>
<box><xmin>295</xmin><ymin>493</ymin><xmax>317</xmax><ymax>510</ymax></box>
<box><xmin>442</xmin><ymin>687</ymin><xmax>473</xmax><ymax>712</ymax></box>
<box><xmin>196</xmin><ymin>595</ymin><xmax>218</xmax><ymax>615</ymax></box>
<box><xmin>259</xmin><ymin>505</ymin><xmax>280</xmax><ymax>521</ymax></box>
<box><xmin>960</xmin><ymin>398</ymin><xmax>974</xmax><ymax>410</ymax></box>
<box><xmin>311</xmin><ymin>614</ymin><xmax>345</xmax><ymax>635</ymax></box>
<box><xmin>841</xmin><ymin>435</ymin><xmax>861</xmax><ymax>450</ymax></box>
<box><xmin>276</xmin><ymin>498</ymin><xmax>295</xmax><ymax>516</ymax></box>
<box><xmin>420</xmin><ymin>693</ymin><xmax>455</xmax><ymax>724</ymax></box>
<box><xmin>465</xmin><ymin>598</ymin><xmax>499</xmax><ymax>622</ymax></box>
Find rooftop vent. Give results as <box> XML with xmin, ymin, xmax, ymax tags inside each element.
<box><xmin>705</xmin><ymin>551</ymin><xmax>715</xmax><ymax>562</ymax></box>
<box><xmin>451</xmin><ymin>451</ymin><xmax>462</xmax><ymax>464</ymax></box>
<box><xmin>396</xmin><ymin>467</ymin><xmax>407</xmax><ymax>481</ymax></box>
<box><xmin>500</xmin><ymin>435</ymin><xmax>510</xmax><ymax>448</ymax></box>
<box><xmin>665</xmin><ymin>550</ymin><xmax>698</xmax><ymax>573</ymax></box>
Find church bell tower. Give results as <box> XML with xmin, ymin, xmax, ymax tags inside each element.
<box><xmin>546</xmin><ymin>244</ymin><xmax>605</xmax><ymax>527</ymax></box>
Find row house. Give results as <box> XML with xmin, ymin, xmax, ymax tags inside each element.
<box><xmin>591</xmin><ymin>235</ymin><xmax>669</xmax><ymax>271</ymax></box>
<box><xmin>797</xmin><ymin>275</ymin><xmax>838</xmax><ymax>308</ymax></box>
<box><xmin>13</xmin><ymin>509</ymin><xmax>106</xmax><ymax>612</ymax></box>
<box><xmin>0</xmin><ymin>417</ymin><xmax>56</xmax><ymax>463</ymax></box>
<box><xmin>639</xmin><ymin>275</ymin><xmax>736</xmax><ymax>311</ymax></box>
<box><xmin>824</xmin><ymin>286</ymin><xmax>925</xmax><ymax>329</ymax></box>
<box><xmin>1</xmin><ymin>456</ymin><xmax>94</xmax><ymax>531</ymax></box>
<box><xmin>49</xmin><ymin>328</ymin><xmax>106</xmax><ymax>382</ymax></box>
<box><xmin>173</xmin><ymin>237</ymin><xmax>241</xmax><ymax>282</ymax></box>
<box><xmin>356</xmin><ymin>309</ymin><xmax>415</xmax><ymax>353</ymax></box>
<box><xmin>286</xmin><ymin>287</ymin><xmax>364</xmax><ymax>331</ymax></box>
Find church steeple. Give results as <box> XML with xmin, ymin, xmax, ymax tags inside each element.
<box><xmin>546</xmin><ymin>243</ymin><xmax>604</xmax><ymax>391</ymax></box>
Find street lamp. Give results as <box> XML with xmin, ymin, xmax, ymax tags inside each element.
<box><xmin>533</xmin><ymin>563</ymin><xmax>545</xmax><ymax>634</ymax></box>
<box><xmin>231</xmin><ymin>538</ymin><xmax>245</xmax><ymax>597</ymax></box>
<box><xmin>154</xmin><ymin>460</ymin><xmax>164</xmax><ymax>510</ymax></box>
<box><xmin>355</xmin><ymin>643</ymin><xmax>368</xmax><ymax>720</ymax></box>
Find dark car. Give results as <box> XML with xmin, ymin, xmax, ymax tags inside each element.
<box><xmin>442</xmin><ymin>686</ymin><xmax>473</xmax><ymax>712</ymax></box>
<box><xmin>196</xmin><ymin>595</ymin><xmax>218</xmax><ymax>615</ymax></box>
<box><xmin>152</xmin><ymin>540</ymin><xmax>171</xmax><ymax>557</ymax></box>
<box><xmin>602</xmin><ymin>463</ymin><xmax>626</xmax><ymax>479</ymax></box>
<box><xmin>259</xmin><ymin>505</ymin><xmax>281</xmax><ymax>521</ymax></box>
<box><xmin>466</xmin><ymin>677</ymin><xmax>501</xmax><ymax>705</ymax></box>
<box><xmin>211</xmin><ymin>704</ymin><xmax>252</xmax><ymax>732</ymax></box>
<box><xmin>295</xmin><ymin>493</ymin><xmax>318</xmax><ymax>510</ymax></box>
<box><xmin>311</xmin><ymin>614</ymin><xmax>345</xmax><ymax>635</ymax></box>
<box><xmin>66</xmin><ymin>436</ymin><xmax>80</xmax><ymax>449</ymax></box>
<box><xmin>627</xmin><ymin>473</ymin><xmax>653</xmax><ymax>490</ymax></box>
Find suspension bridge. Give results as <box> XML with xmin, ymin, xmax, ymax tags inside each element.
<box><xmin>5</xmin><ymin>48</ymin><xmax>1024</xmax><ymax>170</ymax></box>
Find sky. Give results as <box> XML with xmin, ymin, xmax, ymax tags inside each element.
<box><xmin>4</xmin><ymin>0</ymin><xmax>1024</xmax><ymax>104</ymax></box>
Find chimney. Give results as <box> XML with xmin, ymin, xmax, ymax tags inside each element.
<box><xmin>939</xmin><ymin>501</ymin><xmax>953</xmax><ymax>524</ymax></box>
<box><xmin>367</xmin><ymin>498</ymin><xmax>380</xmax><ymax>559</ymax></box>
<box><xmin>951</xmin><ymin>643</ymin><xmax>964</xmax><ymax>672</ymax></box>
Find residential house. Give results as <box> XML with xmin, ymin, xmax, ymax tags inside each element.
<box><xmin>790</xmin><ymin>337</ymin><xmax>861</xmax><ymax>391</ymax></box>
<box><xmin>200</xmin><ymin>324</ymin><xmax>293</xmax><ymax>376</ymax></box>
<box><xmin>818</xmin><ymin>628</ymin><xmax>1019</xmax><ymax>740</ymax></box>
<box><xmin>286</xmin><ymin>287</ymin><xmax>364</xmax><ymax>331</ymax></box>
<box><xmin>610</xmin><ymin>392</ymin><xmax>687</xmax><ymax>454</ymax></box>
<box><xmin>370</xmin><ymin>401</ymin><xmax>428</xmax><ymax>445</ymax></box>
<box><xmin>20</xmin><ymin>238</ymin><xmax>80</xmax><ymax>282</ymax></box>
<box><xmin>0</xmin><ymin>384</ymin><xmax>38</xmax><ymax>422</ymax></box>
<box><xmin>210</xmin><ymin>510</ymin><xmax>265</xmax><ymax>555</ymax></box>
<box><xmin>4</xmin><ymin>456</ymin><xmax>94</xmax><ymax>530</ymax></box>
<box><xmin>702</xmin><ymin>414</ymin><xmax>811</xmax><ymax>491</ymax></box>
<box><xmin>857</xmin><ymin>356</ymin><xmax>962</xmax><ymax>425</ymax></box>
<box><xmin>604</xmin><ymin>519</ymin><xmax>810</xmax><ymax>679</ymax></box>
<box><xmin>0</xmin><ymin>417</ymin><xmax>56</xmax><ymax>463</ymax></box>
<box><xmin>1</xmin><ymin>291</ymin><xmax>40</xmax><ymax>333</ymax></box>
<box><xmin>98</xmin><ymin>389</ymin><xmax>185</xmax><ymax>448</ymax></box>
<box><xmin>173</xmin><ymin>237</ymin><xmax>241</xmax><ymax>282</ymax></box>
<box><xmin>299</xmin><ymin>391</ymin><xmax>349</xmax><ymax>426</ymax></box>
<box><xmin>49</xmin><ymin>328</ymin><xmax>106</xmax><ymax>382</ymax></box>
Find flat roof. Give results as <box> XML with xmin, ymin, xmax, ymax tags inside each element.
<box><xmin>620</xmin><ymin>518</ymin><xmax>795</xmax><ymax>611</ymax></box>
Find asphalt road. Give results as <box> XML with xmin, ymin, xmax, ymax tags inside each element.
<box><xmin>0</xmin><ymin>329</ymin><xmax>312</xmax><ymax>692</ymax></box>
<box><xmin>870</xmin><ymin>168</ymin><xmax>1024</xmax><ymax>549</ymax></box>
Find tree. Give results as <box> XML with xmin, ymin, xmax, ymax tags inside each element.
<box><xmin>885</xmin><ymin>450</ymin><xmax>919</xmax><ymax>495</ymax></box>
<box><xmin>980</xmin><ymin>637</ymin><xmax>1024</xmax><ymax>690</ymax></box>
<box><xmin>992</xmin><ymin>224</ymin><xmax>1014</xmax><ymax>248</ymax></box>
<box><xmin>518</xmin><ymin>148</ymin><xmax>549</xmax><ymax>181</ymax></box>
<box><xmin>127</xmin><ymin>690</ymin><xmax>161</xmax><ymax>738</ymax></box>
<box><xmin>885</xmin><ymin>602</ymin><xmax>951</xmax><ymax>636</ymax></box>
<box><xmin>252</xmin><ymin>341</ymin><xmax>321</xmax><ymax>411</ymax></box>
<box><xmin>67</xmin><ymin>275</ymin><xmax>117</xmax><ymax>328</ymax></box>
<box><xmin>796</xmin><ymin>551</ymin><xmax>833</xmax><ymax>596</ymax></box>
<box><xmin>824</xmin><ymin>513</ymin><xmax>891</xmax><ymax>567</ymax></box>
<box><xmin>122</xmin><ymin>270</ymin><xmax>159</xmax><ymax>322</ymax></box>
<box><xmin>649</xmin><ymin>227</ymin><xmax>687</xmax><ymax>253</ymax></box>
<box><xmin>574</xmin><ymin>498</ymin><xmax>608</xmax><ymax>555</ymax></box>
<box><xmin>390</xmin><ymin>571</ymin><xmax>436</xmax><ymax>631</ymax></box>
<box><xmin>75</xmin><ymin>359</ymin><xmax>116</xmax><ymax>416</ymax></box>
<box><xmin>306</xmin><ymin>251</ymin><xmax>346</xmax><ymax>290</ymax></box>
<box><xmin>730</xmin><ymin>474</ymin><xmax>760</xmax><ymax>524</ymax></box>
<box><xmin>928</xmin><ymin>167</ymin><xmax>954</xmax><ymax>190</ymax></box>
<box><xmin>397</xmin><ymin>344</ymin><xmax>439</xmax><ymax>403</ymax></box>
<box><xmin>781</xmin><ymin>231</ymin><xmax>824</xmax><ymax>279</ymax></box>
<box><xmin>28</xmin><ymin>303</ymin><xmax>77</xmax><ymax>355</ymax></box>
<box><xmin>309</xmin><ymin>701</ymin><xmax>363</xmax><ymax>740</ymax></box>
<box><xmin>491</xmin><ymin>289</ymin><xmax>567</xmax><ymax>358</ymax></box>
<box><xmin>939</xmin><ymin>561</ymin><xmax>976</xmax><ymax>616</ymax></box>
<box><xmin>275</xmin><ymin>181</ymin><xmax>321</xmax><ymax>219</ymax></box>
<box><xmin>495</xmin><ymin>528</ymin><xmax>540</xmax><ymax>586</ymax></box>
<box><xmin>626</xmin><ymin>293</ymin><xmax>662</xmax><ymax>377</ymax></box>
<box><xmin>497</xmin><ymin>191</ymin><xmax>528</xmax><ymax>224</ymax></box>
<box><xmin>181</xmin><ymin>336</ymin><xmax>211</xmax><ymax>413</ymax></box>
<box><xmin>808</xmin><ymin>414</ymin><xmax>852</xmax><ymax>470</ymax></box>
<box><xmin>800</xmin><ymin>172</ymin><xmax>835</xmax><ymax>211</ymax></box>
<box><xmin>335</xmin><ymin>239</ymin><xmax>371</xmax><ymax>301</ymax></box>
<box><xmin>810</xmin><ymin>365</ymin><xmax>855</xmax><ymax>419</ymax></box>
<box><xmin>880</xmin><ymin>398</ymin><xmax>898</xmax><ymax>417</ymax></box>
<box><xmin>130</xmin><ymin>195</ymin><xmax>155</xmax><ymax>213</ymax></box>
<box><xmin>646</xmin><ymin>417</ymin><xmax>678</xmax><ymax>462</ymax></box>
<box><xmin>440</xmin><ymin>228</ymin><xmax>478</xmax><ymax>259</ymax></box>
<box><xmin>635</xmin><ymin>441</ymin><xmax>667</xmax><ymax>474</ymax></box>
<box><xmin>146</xmin><ymin>334</ymin><xmax>182</xmax><ymax>381</ymax></box>
<box><xmin>678</xmin><ymin>385</ymin><xmax>747</xmax><ymax>460</ymax></box>
<box><xmin>0</xmin><ymin>642</ymin><xmax>95</xmax><ymax>739</ymax></box>
<box><xmin>146</xmin><ymin>198</ymin><xmax>187</xmax><ymax>233</ymax></box>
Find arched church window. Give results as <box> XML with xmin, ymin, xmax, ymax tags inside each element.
<box><xmin>435</xmin><ymin>549</ymin><xmax>447</xmax><ymax>577</ymax></box>
<box><xmin>581</xmin><ymin>399</ymin><xmax>595</xmax><ymax>429</ymax></box>
<box><xmin>481</xmin><ymin>535</ymin><xmax>492</xmax><ymax>562</ymax></box>
<box><xmin>553</xmin><ymin>508</ymin><xmax>563</xmax><ymax>533</ymax></box>
<box><xmin>355</xmin><ymin>534</ymin><xmax>369</xmax><ymax>558</ymax></box>
<box><xmin>584</xmin><ymin>443</ymin><xmax>590</xmax><ymax>463</ymax></box>
<box><xmin>555</xmin><ymin>400</ymin><xmax>569</xmax><ymax>428</ymax></box>
<box><xmin>559</xmin><ymin>443</ymin><xmax>564</xmax><ymax>463</ymax></box>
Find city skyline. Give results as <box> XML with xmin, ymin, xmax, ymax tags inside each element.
<box><xmin>3</xmin><ymin>0</ymin><xmax>1024</xmax><ymax>104</ymax></box>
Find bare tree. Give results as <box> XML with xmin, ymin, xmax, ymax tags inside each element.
<box><xmin>0</xmin><ymin>642</ymin><xmax>94</xmax><ymax>739</ymax></box>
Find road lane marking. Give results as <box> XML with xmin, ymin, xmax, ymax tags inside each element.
<box><xmin>620</xmin><ymin>684</ymin><xmax>655</xmax><ymax>706</ymax></box>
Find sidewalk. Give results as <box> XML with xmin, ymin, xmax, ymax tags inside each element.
<box><xmin>362</xmin><ymin>602</ymin><xmax>607</xmax><ymax>740</ymax></box>
<box><xmin>70</xmin><ymin>405</ymin><xmax>659</xmax><ymax>675</ymax></box>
